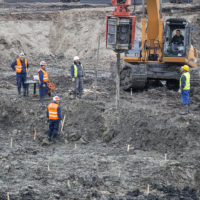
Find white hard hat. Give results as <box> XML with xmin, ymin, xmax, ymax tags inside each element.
<box><xmin>19</xmin><ymin>52</ymin><xmax>25</xmax><ymax>57</ymax></box>
<box><xmin>74</xmin><ymin>56</ymin><xmax>80</xmax><ymax>61</ymax></box>
<box><xmin>53</xmin><ymin>96</ymin><xmax>60</xmax><ymax>101</ymax></box>
<box><xmin>40</xmin><ymin>61</ymin><xmax>47</xmax><ymax>66</ymax></box>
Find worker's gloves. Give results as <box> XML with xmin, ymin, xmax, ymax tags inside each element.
<box><xmin>72</xmin><ymin>78</ymin><xmax>75</xmax><ymax>82</ymax></box>
<box><xmin>178</xmin><ymin>89</ymin><xmax>181</xmax><ymax>93</ymax></box>
<box><xmin>47</xmin><ymin>119</ymin><xmax>49</xmax><ymax>123</ymax></box>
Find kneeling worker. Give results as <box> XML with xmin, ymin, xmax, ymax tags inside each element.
<box><xmin>179</xmin><ymin>65</ymin><xmax>190</xmax><ymax>115</ymax></box>
<box><xmin>47</xmin><ymin>96</ymin><xmax>62</xmax><ymax>143</ymax></box>
<box><xmin>38</xmin><ymin>61</ymin><xmax>49</xmax><ymax>104</ymax></box>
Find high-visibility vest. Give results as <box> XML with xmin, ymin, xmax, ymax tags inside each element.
<box><xmin>73</xmin><ymin>64</ymin><xmax>83</xmax><ymax>78</ymax></box>
<box><xmin>48</xmin><ymin>103</ymin><xmax>59</xmax><ymax>120</ymax></box>
<box><xmin>15</xmin><ymin>58</ymin><xmax>28</xmax><ymax>73</ymax></box>
<box><xmin>37</xmin><ymin>68</ymin><xmax>49</xmax><ymax>83</ymax></box>
<box><xmin>180</xmin><ymin>72</ymin><xmax>190</xmax><ymax>90</ymax></box>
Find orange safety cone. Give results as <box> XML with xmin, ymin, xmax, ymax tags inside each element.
<box><xmin>34</xmin><ymin>129</ymin><xmax>36</xmax><ymax>140</ymax></box>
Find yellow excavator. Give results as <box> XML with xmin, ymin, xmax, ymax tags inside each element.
<box><xmin>110</xmin><ymin>0</ymin><xmax>199</xmax><ymax>90</ymax></box>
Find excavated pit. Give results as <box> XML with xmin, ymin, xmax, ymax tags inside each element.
<box><xmin>0</xmin><ymin>2</ymin><xmax>200</xmax><ymax>200</ymax></box>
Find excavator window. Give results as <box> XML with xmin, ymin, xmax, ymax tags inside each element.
<box><xmin>117</xmin><ymin>0</ymin><xmax>126</xmax><ymax>4</ymax></box>
<box><xmin>164</xmin><ymin>24</ymin><xmax>186</xmax><ymax>57</ymax></box>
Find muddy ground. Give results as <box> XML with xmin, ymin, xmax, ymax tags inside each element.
<box><xmin>0</xmin><ymin>1</ymin><xmax>200</xmax><ymax>200</ymax></box>
<box><xmin>1</xmin><ymin>73</ymin><xmax>200</xmax><ymax>200</ymax></box>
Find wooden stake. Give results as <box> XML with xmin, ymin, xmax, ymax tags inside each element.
<box><xmin>61</xmin><ymin>115</ymin><xmax>66</xmax><ymax>134</ymax></box>
<box><xmin>118</xmin><ymin>172</ymin><xmax>121</xmax><ymax>178</ymax></box>
<box><xmin>127</xmin><ymin>144</ymin><xmax>130</xmax><ymax>152</ymax></box>
<box><xmin>7</xmin><ymin>192</ymin><xmax>10</xmax><ymax>200</ymax></box>
<box><xmin>147</xmin><ymin>184</ymin><xmax>150</xmax><ymax>194</ymax></box>
<box><xmin>10</xmin><ymin>137</ymin><xmax>13</xmax><ymax>148</ymax></box>
<box><xmin>34</xmin><ymin>129</ymin><xmax>36</xmax><ymax>140</ymax></box>
<box><xmin>131</xmin><ymin>88</ymin><xmax>133</xmax><ymax>96</ymax></box>
<box><xmin>67</xmin><ymin>180</ymin><xmax>71</xmax><ymax>189</ymax></box>
<box><xmin>165</xmin><ymin>153</ymin><xmax>167</xmax><ymax>161</ymax></box>
<box><xmin>48</xmin><ymin>163</ymin><xmax>50</xmax><ymax>171</ymax></box>
<box><xmin>94</xmin><ymin>36</ymin><xmax>100</xmax><ymax>101</ymax></box>
<box><xmin>74</xmin><ymin>144</ymin><xmax>77</xmax><ymax>150</ymax></box>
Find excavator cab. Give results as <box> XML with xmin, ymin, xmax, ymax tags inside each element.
<box><xmin>164</xmin><ymin>18</ymin><xmax>192</xmax><ymax>58</ymax></box>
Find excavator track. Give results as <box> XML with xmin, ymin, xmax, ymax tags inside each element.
<box><xmin>190</xmin><ymin>67</ymin><xmax>200</xmax><ymax>95</ymax></box>
<box><xmin>120</xmin><ymin>63</ymin><xmax>200</xmax><ymax>91</ymax></box>
<box><xmin>190</xmin><ymin>68</ymin><xmax>200</xmax><ymax>86</ymax></box>
<box><xmin>120</xmin><ymin>63</ymin><xmax>147</xmax><ymax>90</ymax></box>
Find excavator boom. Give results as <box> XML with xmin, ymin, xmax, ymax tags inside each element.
<box><xmin>146</xmin><ymin>0</ymin><xmax>161</xmax><ymax>41</ymax></box>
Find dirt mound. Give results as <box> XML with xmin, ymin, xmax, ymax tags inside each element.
<box><xmin>0</xmin><ymin>7</ymin><xmax>114</xmax><ymax>72</ymax></box>
<box><xmin>105</xmin><ymin>90</ymin><xmax>200</xmax><ymax>154</ymax></box>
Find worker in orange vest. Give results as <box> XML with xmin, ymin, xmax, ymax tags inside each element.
<box><xmin>11</xmin><ymin>52</ymin><xmax>30</xmax><ymax>97</ymax></box>
<box><xmin>37</xmin><ymin>61</ymin><xmax>49</xmax><ymax>104</ymax></box>
<box><xmin>47</xmin><ymin>96</ymin><xmax>62</xmax><ymax>143</ymax></box>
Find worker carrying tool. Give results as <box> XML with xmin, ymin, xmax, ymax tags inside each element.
<box><xmin>179</xmin><ymin>65</ymin><xmax>190</xmax><ymax>115</ymax></box>
<box><xmin>47</xmin><ymin>96</ymin><xmax>62</xmax><ymax>143</ymax></box>
<box><xmin>11</xmin><ymin>52</ymin><xmax>30</xmax><ymax>98</ymax></box>
<box><xmin>71</xmin><ymin>56</ymin><xmax>85</xmax><ymax>99</ymax></box>
<box><xmin>37</xmin><ymin>61</ymin><xmax>49</xmax><ymax>104</ymax></box>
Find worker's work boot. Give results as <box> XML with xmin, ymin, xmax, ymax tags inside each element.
<box><xmin>179</xmin><ymin>105</ymin><xmax>189</xmax><ymax>115</ymax></box>
<box><xmin>79</xmin><ymin>91</ymin><xmax>82</xmax><ymax>99</ymax></box>
<box><xmin>42</xmin><ymin>101</ymin><xmax>46</xmax><ymax>105</ymax></box>
<box><xmin>52</xmin><ymin>135</ymin><xmax>57</xmax><ymax>144</ymax></box>
<box><xmin>18</xmin><ymin>89</ymin><xmax>21</xmax><ymax>98</ymax></box>
<box><xmin>40</xmin><ymin>98</ymin><xmax>45</xmax><ymax>105</ymax></box>
<box><xmin>23</xmin><ymin>89</ymin><xmax>26</xmax><ymax>97</ymax></box>
<box><xmin>74</xmin><ymin>92</ymin><xmax>77</xmax><ymax>99</ymax></box>
<box><xmin>186</xmin><ymin>104</ymin><xmax>189</xmax><ymax>114</ymax></box>
<box><xmin>18</xmin><ymin>93</ymin><xmax>21</xmax><ymax>98</ymax></box>
<box><xmin>48</xmin><ymin>135</ymin><xmax>52</xmax><ymax>142</ymax></box>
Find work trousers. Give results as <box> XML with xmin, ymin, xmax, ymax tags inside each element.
<box><xmin>181</xmin><ymin>90</ymin><xmax>190</xmax><ymax>105</ymax></box>
<box><xmin>74</xmin><ymin>77</ymin><xmax>83</xmax><ymax>98</ymax></box>
<box><xmin>48</xmin><ymin>120</ymin><xmax>60</xmax><ymax>136</ymax></box>
<box><xmin>39</xmin><ymin>82</ymin><xmax>48</xmax><ymax>99</ymax></box>
<box><xmin>16</xmin><ymin>73</ymin><xmax>27</xmax><ymax>94</ymax></box>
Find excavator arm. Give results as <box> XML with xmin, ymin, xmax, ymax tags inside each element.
<box><xmin>141</xmin><ymin>0</ymin><xmax>163</xmax><ymax>61</ymax></box>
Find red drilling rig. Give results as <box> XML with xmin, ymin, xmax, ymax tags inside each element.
<box><xmin>106</xmin><ymin>0</ymin><xmax>136</xmax><ymax>52</ymax></box>
<box><xmin>106</xmin><ymin>0</ymin><xmax>137</xmax><ymax>108</ymax></box>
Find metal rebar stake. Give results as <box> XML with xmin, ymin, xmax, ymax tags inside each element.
<box><xmin>142</xmin><ymin>0</ymin><xmax>145</xmax><ymax>17</ymax></box>
<box><xmin>116</xmin><ymin>52</ymin><xmax>120</xmax><ymax>110</ymax></box>
<box><xmin>94</xmin><ymin>36</ymin><xmax>100</xmax><ymax>101</ymax></box>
